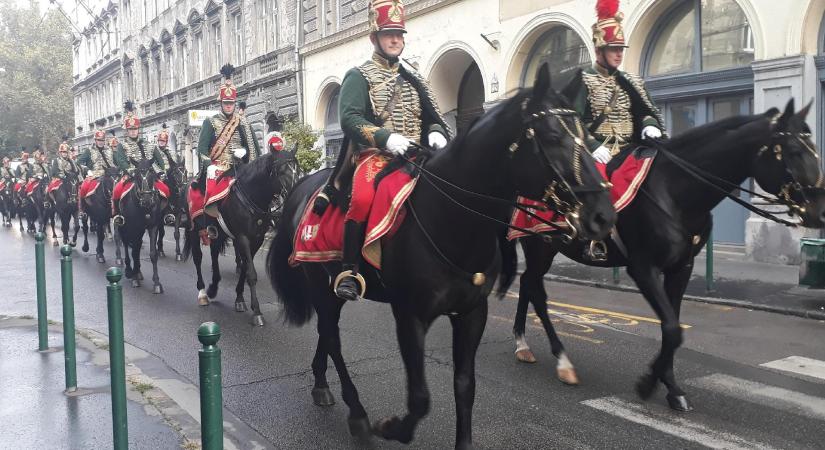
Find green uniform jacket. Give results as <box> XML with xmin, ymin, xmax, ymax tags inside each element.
<box><xmin>16</xmin><ymin>162</ymin><xmax>33</xmax><ymax>181</ymax></box>
<box><xmin>51</xmin><ymin>156</ymin><xmax>81</xmax><ymax>180</ymax></box>
<box><xmin>114</xmin><ymin>138</ymin><xmax>165</xmax><ymax>173</ymax></box>
<box><xmin>196</xmin><ymin>114</ymin><xmax>260</xmax><ymax>171</ymax></box>
<box><xmin>562</xmin><ymin>65</ymin><xmax>664</xmax><ymax>152</ymax></box>
<box><xmin>339</xmin><ymin>64</ymin><xmax>448</xmax><ymax>151</ymax></box>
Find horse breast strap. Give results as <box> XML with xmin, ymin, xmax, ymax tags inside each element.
<box><xmin>210</xmin><ymin>115</ymin><xmax>242</xmax><ymax>160</ymax></box>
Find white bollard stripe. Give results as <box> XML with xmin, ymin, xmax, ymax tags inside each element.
<box><xmin>581</xmin><ymin>396</ymin><xmax>776</xmax><ymax>450</ymax></box>
<box><xmin>687</xmin><ymin>373</ymin><xmax>825</xmax><ymax>421</ymax></box>
<box><xmin>760</xmin><ymin>356</ymin><xmax>825</xmax><ymax>382</ymax></box>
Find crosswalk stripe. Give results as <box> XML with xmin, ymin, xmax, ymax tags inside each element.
<box><xmin>687</xmin><ymin>373</ymin><xmax>825</xmax><ymax>421</ymax></box>
<box><xmin>760</xmin><ymin>356</ymin><xmax>825</xmax><ymax>381</ymax></box>
<box><xmin>581</xmin><ymin>396</ymin><xmax>776</xmax><ymax>450</ymax></box>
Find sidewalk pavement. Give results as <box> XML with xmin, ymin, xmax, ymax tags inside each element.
<box><xmin>0</xmin><ymin>316</ymin><xmax>272</xmax><ymax>450</ymax></box>
<box><xmin>532</xmin><ymin>245</ymin><xmax>825</xmax><ymax>321</ymax></box>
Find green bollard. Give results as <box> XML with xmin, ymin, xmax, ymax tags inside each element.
<box><xmin>61</xmin><ymin>245</ymin><xmax>77</xmax><ymax>392</ymax></box>
<box><xmin>198</xmin><ymin>322</ymin><xmax>223</xmax><ymax>450</ymax></box>
<box><xmin>706</xmin><ymin>231</ymin><xmax>714</xmax><ymax>293</ymax></box>
<box><xmin>106</xmin><ymin>267</ymin><xmax>128</xmax><ymax>450</ymax></box>
<box><xmin>612</xmin><ymin>267</ymin><xmax>620</xmax><ymax>285</ymax></box>
<box><xmin>35</xmin><ymin>232</ymin><xmax>48</xmax><ymax>351</ymax></box>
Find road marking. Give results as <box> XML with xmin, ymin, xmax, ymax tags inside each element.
<box><xmin>487</xmin><ymin>314</ymin><xmax>604</xmax><ymax>344</ymax></box>
<box><xmin>760</xmin><ymin>356</ymin><xmax>825</xmax><ymax>381</ymax></box>
<box><xmin>581</xmin><ymin>396</ymin><xmax>776</xmax><ymax>450</ymax></box>
<box><xmin>548</xmin><ymin>301</ymin><xmax>692</xmax><ymax>329</ymax></box>
<box><xmin>687</xmin><ymin>373</ymin><xmax>825</xmax><ymax>421</ymax></box>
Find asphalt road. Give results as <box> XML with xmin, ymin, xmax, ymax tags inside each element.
<box><xmin>1</xmin><ymin>227</ymin><xmax>824</xmax><ymax>449</ymax></box>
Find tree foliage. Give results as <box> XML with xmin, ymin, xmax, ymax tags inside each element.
<box><xmin>0</xmin><ymin>0</ymin><xmax>74</xmax><ymax>159</ymax></box>
<box><xmin>282</xmin><ymin>119</ymin><xmax>323</xmax><ymax>174</ymax></box>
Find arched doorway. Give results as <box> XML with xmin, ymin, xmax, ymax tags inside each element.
<box><xmin>427</xmin><ymin>47</ymin><xmax>485</xmax><ymax>135</ymax></box>
<box><xmin>322</xmin><ymin>85</ymin><xmax>342</xmax><ymax>167</ymax></box>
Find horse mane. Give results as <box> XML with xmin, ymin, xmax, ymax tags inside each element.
<box><xmin>234</xmin><ymin>152</ymin><xmax>273</xmax><ymax>184</ymax></box>
<box><xmin>665</xmin><ymin>111</ymin><xmax>775</xmax><ymax>153</ymax></box>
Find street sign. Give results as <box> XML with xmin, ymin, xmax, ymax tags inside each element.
<box><xmin>188</xmin><ymin>110</ymin><xmax>218</xmax><ymax>127</ymax></box>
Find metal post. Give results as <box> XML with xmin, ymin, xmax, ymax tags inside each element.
<box><xmin>198</xmin><ymin>322</ymin><xmax>223</xmax><ymax>450</ymax></box>
<box><xmin>612</xmin><ymin>267</ymin><xmax>620</xmax><ymax>284</ymax></box>
<box><xmin>35</xmin><ymin>232</ymin><xmax>48</xmax><ymax>351</ymax></box>
<box><xmin>706</xmin><ymin>231</ymin><xmax>714</xmax><ymax>293</ymax></box>
<box><xmin>61</xmin><ymin>245</ymin><xmax>77</xmax><ymax>392</ymax></box>
<box><xmin>106</xmin><ymin>267</ymin><xmax>128</xmax><ymax>450</ymax></box>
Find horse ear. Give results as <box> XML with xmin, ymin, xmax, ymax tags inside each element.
<box><xmin>781</xmin><ymin>98</ymin><xmax>796</xmax><ymax>120</ymax></box>
<box><xmin>796</xmin><ymin>99</ymin><xmax>813</xmax><ymax>121</ymax></box>
<box><xmin>533</xmin><ymin>63</ymin><xmax>552</xmax><ymax>99</ymax></box>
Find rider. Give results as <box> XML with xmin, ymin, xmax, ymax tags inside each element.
<box><xmin>48</xmin><ymin>139</ymin><xmax>83</xmax><ymax>204</ymax></box>
<box><xmin>154</xmin><ymin>124</ymin><xmax>178</xmax><ymax>225</ymax></box>
<box><xmin>30</xmin><ymin>148</ymin><xmax>51</xmax><ymax>198</ymax></box>
<box><xmin>563</xmin><ymin>0</ymin><xmax>665</xmax><ymax>167</ymax></box>
<box><xmin>331</xmin><ymin>0</ymin><xmax>451</xmax><ymax>301</ymax></box>
<box><xmin>189</xmin><ymin>63</ymin><xmax>260</xmax><ymax>243</ymax></box>
<box><xmin>0</xmin><ymin>157</ymin><xmax>14</xmax><ymax>193</ymax></box>
<box><xmin>112</xmin><ymin>100</ymin><xmax>169</xmax><ymax>226</ymax></box>
<box><xmin>15</xmin><ymin>148</ymin><xmax>32</xmax><ymax>196</ymax></box>
<box><xmin>77</xmin><ymin>130</ymin><xmax>117</xmax><ymax>218</ymax></box>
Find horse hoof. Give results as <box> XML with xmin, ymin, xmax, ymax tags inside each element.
<box><xmin>158</xmin><ymin>250</ymin><xmax>165</xmax><ymax>257</ymax></box>
<box><xmin>153</xmin><ymin>284</ymin><xmax>164</xmax><ymax>294</ymax></box>
<box><xmin>515</xmin><ymin>348</ymin><xmax>537</xmax><ymax>363</ymax></box>
<box><xmin>235</xmin><ymin>302</ymin><xmax>248</xmax><ymax>312</ymax></box>
<box><xmin>52</xmin><ymin>240</ymin><xmax>59</xmax><ymax>247</ymax></box>
<box><xmin>557</xmin><ymin>367</ymin><xmax>580</xmax><ymax>386</ymax></box>
<box><xmin>372</xmin><ymin>416</ymin><xmax>412</xmax><ymax>444</ymax></box>
<box><xmin>636</xmin><ymin>373</ymin><xmax>659</xmax><ymax>401</ymax></box>
<box><xmin>251</xmin><ymin>315</ymin><xmax>264</xmax><ymax>327</ymax></box>
<box><xmin>311</xmin><ymin>387</ymin><xmax>335</xmax><ymax>406</ymax></box>
<box><xmin>115</xmin><ymin>258</ymin><xmax>123</xmax><ymax>266</ymax></box>
<box><xmin>207</xmin><ymin>285</ymin><xmax>219</xmax><ymax>299</ymax></box>
<box><xmin>82</xmin><ymin>243</ymin><xmax>89</xmax><ymax>252</ymax></box>
<box><xmin>666</xmin><ymin>394</ymin><xmax>693</xmax><ymax>412</ymax></box>
<box><xmin>198</xmin><ymin>290</ymin><xmax>209</xmax><ymax>306</ymax></box>
<box><xmin>348</xmin><ymin>415</ymin><xmax>372</xmax><ymax>438</ymax></box>
<box><xmin>175</xmin><ymin>254</ymin><xmax>183</xmax><ymax>261</ymax></box>
<box><xmin>96</xmin><ymin>255</ymin><xmax>105</xmax><ymax>264</ymax></box>
<box><xmin>131</xmin><ymin>279</ymin><xmax>140</xmax><ymax>288</ymax></box>
<box><xmin>70</xmin><ymin>241</ymin><xmax>76</xmax><ymax>248</ymax></box>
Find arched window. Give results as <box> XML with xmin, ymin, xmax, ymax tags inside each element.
<box><xmin>646</xmin><ymin>0</ymin><xmax>754</xmax><ymax>77</ymax></box>
<box><xmin>521</xmin><ymin>26</ymin><xmax>591</xmax><ymax>90</ymax></box>
<box><xmin>323</xmin><ymin>86</ymin><xmax>342</xmax><ymax>167</ymax></box>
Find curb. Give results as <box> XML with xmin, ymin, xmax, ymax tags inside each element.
<box><xmin>545</xmin><ymin>274</ymin><xmax>825</xmax><ymax>322</ymax></box>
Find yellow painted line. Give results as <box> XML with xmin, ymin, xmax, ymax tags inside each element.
<box><xmin>488</xmin><ymin>314</ymin><xmax>604</xmax><ymax>344</ymax></box>
<box><xmin>547</xmin><ymin>301</ymin><xmax>691</xmax><ymax>329</ymax></box>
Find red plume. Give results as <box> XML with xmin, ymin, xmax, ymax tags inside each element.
<box><xmin>596</xmin><ymin>0</ymin><xmax>619</xmax><ymax>20</ymax></box>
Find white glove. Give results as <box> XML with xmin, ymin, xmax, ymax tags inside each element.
<box><xmin>206</xmin><ymin>165</ymin><xmax>218</xmax><ymax>179</ymax></box>
<box><xmin>592</xmin><ymin>146</ymin><xmax>612</xmax><ymax>164</ymax></box>
<box><xmin>428</xmin><ymin>132</ymin><xmax>447</xmax><ymax>150</ymax></box>
<box><xmin>386</xmin><ymin>133</ymin><xmax>410</xmax><ymax>155</ymax></box>
<box><xmin>642</xmin><ymin>126</ymin><xmax>662</xmax><ymax>140</ymax></box>
<box><xmin>233</xmin><ymin>147</ymin><xmax>247</xmax><ymax>159</ymax></box>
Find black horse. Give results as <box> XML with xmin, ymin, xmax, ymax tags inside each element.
<box><xmin>266</xmin><ymin>66</ymin><xmax>615</xmax><ymax>449</ymax></box>
<box><xmin>157</xmin><ymin>160</ymin><xmax>189</xmax><ymax>260</ymax></box>
<box><xmin>182</xmin><ymin>149</ymin><xmax>298</xmax><ymax>325</ymax></box>
<box><xmin>51</xmin><ymin>177</ymin><xmax>82</xmax><ymax>246</ymax></box>
<box><xmin>31</xmin><ymin>178</ymin><xmax>58</xmax><ymax>243</ymax></box>
<box><xmin>80</xmin><ymin>169</ymin><xmax>119</xmax><ymax>263</ymax></box>
<box><xmin>0</xmin><ymin>182</ymin><xmax>14</xmax><ymax>227</ymax></box>
<box><xmin>500</xmin><ymin>99</ymin><xmax>825</xmax><ymax>412</ymax></box>
<box><xmin>115</xmin><ymin>160</ymin><xmax>166</xmax><ymax>293</ymax></box>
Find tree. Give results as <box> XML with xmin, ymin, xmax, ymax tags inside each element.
<box><xmin>282</xmin><ymin>119</ymin><xmax>323</xmax><ymax>174</ymax></box>
<box><xmin>0</xmin><ymin>0</ymin><xmax>74</xmax><ymax>159</ymax></box>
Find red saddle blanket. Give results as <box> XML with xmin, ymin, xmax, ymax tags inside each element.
<box><xmin>25</xmin><ymin>180</ymin><xmax>39</xmax><ymax>196</ymax></box>
<box><xmin>508</xmin><ymin>152</ymin><xmax>654</xmax><ymax>240</ymax></box>
<box><xmin>290</xmin><ymin>169</ymin><xmax>418</xmax><ymax>270</ymax></box>
<box><xmin>79</xmin><ymin>178</ymin><xmax>100</xmax><ymax>199</ymax></box>
<box><xmin>46</xmin><ymin>179</ymin><xmax>63</xmax><ymax>193</ymax></box>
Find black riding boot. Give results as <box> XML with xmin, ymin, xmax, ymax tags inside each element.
<box><xmin>335</xmin><ymin>220</ymin><xmax>367</xmax><ymax>301</ymax></box>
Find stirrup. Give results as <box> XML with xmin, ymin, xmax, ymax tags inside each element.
<box><xmin>113</xmin><ymin>214</ymin><xmax>125</xmax><ymax>226</ymax></box>
<box><xmin>587</xmin><ymin>240</ymin><xmax>608</xmax><ymax>262</ymax></box>
<box><xmin>333</xmin><ymin>270</ymin><xmax>366</xmax><ymax>301</ymax></box>
<box><xmin>44</xmin><ymin>202</ymin><xmax>52</xmax><ymax>209</ymax></box>
<box><xmin>206</xmin><ymin>225</ymin><xmax>219</xmax><ymax>239</ymax></box>
<box><xmin>163</xmin><ymin>213</ymin><xmax>176</xmax><ymax>225</ymax></box>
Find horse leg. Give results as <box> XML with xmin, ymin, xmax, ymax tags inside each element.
<box><xmin>234</xmin><ymin>254</ymin><xmax>248</xmax><ymax>312</ymax></box>
<box><xmin>626</xmin><ymin>262</ymin><xmax>685</xmax><ymax>409</ymax></box>
<box><xmin>206</xmin><ymin>240</ymin><xmax>221</xmax><ymax>299</ymax></box>
<box><xmin>95</xmin><ymin>222</ymin><xmax>106</xmax><ymax>263</ymax></box>
<box><xmin>174</xmin><ymin>214</ymin><xmax>182</xmax><ymax>261</ymax></box>
<box><xmin>71</xmin><ymin>212</ymin><xmax>80</xmax><ymax>246</ymax></box>
<box><xmin>114</xmin><ymin>223</ymin><xmax>123</xmax><ymax>265</ymax></box>
<box><xmin>148</xmin><ymin>226</ymin><xmax>163</xmax><ymax>294</ymax></box>
<box><xmin>234</xmin><ymin>244</ymin><xmax>242</xmax><ymax>275</ymax></box>
<box><xmin>123</xmin><ymin>240</ymin><xmax>134</xmax><ymax>281</ymax></box>
<box><xmin>61</xmin><ymin>212</ymin><xmax>70</xmax><ymax>245</ymax></box>
<box><xmin>374</xmin><ymin>309</ymin><xmax>430</xmax><ymax>445</ymax></box>
<box><xmin>310</xmin><ymin>332</ymin><xmax>335</xmax><ymax>406</ymax></box>
<box><xmin>319</xmin><ymin>298</ymin><xmax>370</xmax><ymax>437</ymax></box>
<box><xmin>81</xmin><ymin>214</ymin><xmax>89</xmax><ymax>252</ymax></box>
<box><xmin>450</xmin><ymin>301</ymin><xmax>487</xmax><ymax>450</ymax></box>
<box><xmin>157</xmin><ymin>225</ymin><xmax>165</xmax><ymax>257</ymax></box>
<box><xmin>235</xmin><ymin>236</ymin><xmax>264</xmax><ymax>326</ymax></box>
<box><xmin>659</xmin><ymin>261</ymin><xmax>694</xmax><ymax>411</ymax></box>
<box><xmin>191</xmin><ymin>230</ymin><xmax>208</xmax><ymax>306</ymax></box>
<box><xmin>132</xmin><ymin>240</ymin><xmax>143</xmax><ymax>285</ymax></box>
<box><xmin>50</xmin><ymin>213</ymin><xmax>58</xmax><ymax>245</ymax></box>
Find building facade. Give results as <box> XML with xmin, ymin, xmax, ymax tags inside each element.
<box><xmin>299</xmin><ymin>0</ymin><xmax>825</xmax><ymax>263</ymax></box>
<box><xmin>72</xmin><ymin>0</ymin><xmax>299</xmax><ymax>175</ymax></box>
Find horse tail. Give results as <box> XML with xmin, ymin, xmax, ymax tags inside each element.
<box><xmin>496</xmin><ymin>230</ymin><xmax>518</xmax><ymax>299</ymax></box>
<box><xmin>267</xmin><ymin>173</ymin><xmax>328</xmax><ymax>326</ymax></box>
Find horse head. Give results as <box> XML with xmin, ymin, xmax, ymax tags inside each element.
<box><xmin>266</xmin><ymin>146</ymin><xmax>300</xmax><ymax>200</ymax></box>
<box><xmin>753</xmin><ymin>99</ymin><xmax>825</xmax><ymax>228</ymax></box>
<box><xmin>507</xmin><ymin>64</ymin><xmax>616</xmax><ymax>241</ymax></box>
<box><xmin>134</xmin><ymin>159</ymin><xmax>159</xmax><ymax>210</ymax></box>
